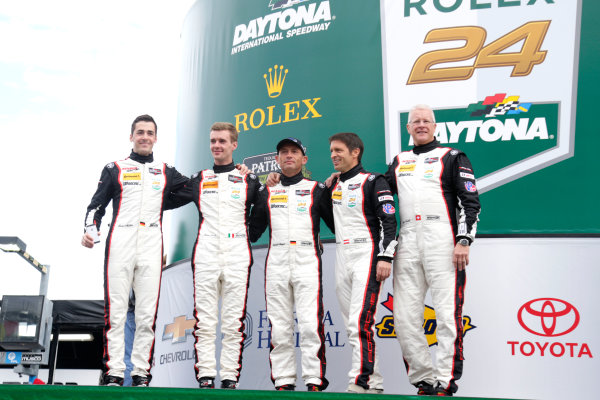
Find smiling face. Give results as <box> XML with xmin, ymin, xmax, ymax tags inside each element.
<box><xmin>276</xmin><ymin>144</ymin><xmax>307</xmax><ymax>177</ymax></box>
<box><xmin>210</xmin><ymin>129</ymin><xmax>237</xmax><ymax>165</ymax></box>
<box><xmin>407</xmin><ymin>108</ymin><xmax>437</xmax><ymax>146</ymax></box>
<box><xmin>130</xmin><ymin>121</ymin><xmax>157</xmax><ymax>156</ymax></box>
<box><xmin>330</xmin><ymin>139</ymin><xmax>359</xmax><ymax>173</ymax></box>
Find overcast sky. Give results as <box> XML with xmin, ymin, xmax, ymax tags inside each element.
<box><xmin>0</xmin><ymin>1</ymin><xmax>195</xmax><ymax>300</ymax></box>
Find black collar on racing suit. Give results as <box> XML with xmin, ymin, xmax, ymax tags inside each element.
<box><xmin>213</xmin><ymin>162</ymin><xmax>236</xmax><ymax>173</ymax></box>
<box><xmin>412</xmin><ymin>138</ymin><xmax>439</xmax><ymax>155</ymax></box>
<box><xmin>339</xmin><ymin>163</ymin><xmax>365</xmax><ymax>182</ymax></box>
<box><xmin>130</xmin><ymin>150</ymin><xmax>154</xmax><ymax>164</ymax></box>
<box><xmin>281</xmin><ymin>171</ymin><xmax>304</xmax><ymax>186</ymax></box>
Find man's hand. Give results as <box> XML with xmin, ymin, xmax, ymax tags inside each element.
<box><xmin>235</xmin><ymin>163</ymin><xmax>250</xmax><ymax>175</ymax></box>
<box><xmin>452</xmin><ymin>243</ymin><xmax>470</xmax><ymax>271</ymax></box>
<box><xmin>266</xmin><ymin>172</ymin><xmax>281</xmax><ymax>187</ymax></box>
<box><xmin>376</xmin><ymin>260</ymin><xmax>392</xmax><ymax>281</ymax></box>
<box><xmin>324</xmin><ymin>172</ymin><xmax>340</xmax><ymax>188</ymax></box>
<box><xmin>81</xmin><ymin>232</ymin><xmax>100</xmax><ymax>249</ymax></box>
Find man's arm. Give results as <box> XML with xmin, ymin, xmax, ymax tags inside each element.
<box><xmin>245</xmin><ymin>173</ymin><xmax>261</xmax><ymax>205</ymax></box>
<box><xmin>248</xmin><ymin>185</ymin><xmax>269</xmax><ymax>243</ymax></box>
<box><xmin>452</xmin><ymin>151</ymin><xmax>481</xmax><ymax>270</ymax></box>
<box><xmin>370</xmin><ymin>175</ymin><xmax>398</xmax><ymax>281</ymax></box>
<box><xmin>164</xmin><ymin>166</ymin><xmax>193</xmax><ymax>210</ymax></box>
<box><xmin>371</xmin><ymin>175</ymin><xmax>398</xmax><ymax>260</ymax></box>
<box><xmin>324</xmin><ymin>172</ymin><xmax>340</xmax><ymax>188</ymax></box>
<box><xmin>316</xmin><ymin>183</ymin><xmax>335</xmax><ymax>234</ymax></box>
<box><xmin>82</xmin><ymin>165</ymin><xmax>115</xmax><ymax>248</ymax></box>
<box><xmin>453</xmin><ymin>152</ymin><xmax>481</xmax><ymax>243</ymax></box>
<box><xmin>265</xmin><ymin>172</ymin><xmax>281</xmax><ymax>187</ymax></box>
<box><xmin>383</xmin><ymin>156</ymin><xmax>399</xmax><ymax>195</ymax></box>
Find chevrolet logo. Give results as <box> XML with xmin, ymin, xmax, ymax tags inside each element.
<box><xmin>162</xmin><ymin>315</ymin><xmax>196</xmax><ymax>344</ymax></box>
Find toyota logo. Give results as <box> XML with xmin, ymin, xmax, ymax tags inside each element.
<box><xmin>517</xmin><ymin>298</ymin><xmax>580</xmax><ymax>337</ymax></box>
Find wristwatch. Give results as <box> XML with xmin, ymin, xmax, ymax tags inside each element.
<box><xmin>457</xmin><ymin>238</ymin><xmax>470</xmax><ymax>246</ymax></box>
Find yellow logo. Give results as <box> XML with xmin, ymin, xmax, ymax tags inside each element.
<box><xmin>234</xmin><ymin>64</ymin><xmax>322</xmax><ymax>133</ymax></box>
<box><xmin>264</xmin><ymin>64</ymin><xmax>288</xmax><ymax>98</ymax></box>
<box><xmin>271</xmin><ymin>195</ymin><xmax>288</xmax><ymax>203</ymax></box>
<box><xmin>202</xmin><ymin>181</ymin><xmax>218</xmax><ymax>189</ymax></box>
<box><xmin>399</xmin><ymin>164</ymin><xmax>416</xmax><ymax>172</ymax></box>
<box><xmin>375</xmin><ymin>295</ymin><xmax>476</xmax><ymax>345</ymax></box>
<box><xmin>162</xmin><ymin>315</ymin><xmax>196</xmax><ymax>344</ymax></box>
<box><xmin>332</xmin><ymin>191</ymin><xmax>342</xmax><ymax>200</ymax></box>
<box><xmin>123</xmin><ymin>172</ymin><xmax>141</xmax><ymax>180</ymax></box>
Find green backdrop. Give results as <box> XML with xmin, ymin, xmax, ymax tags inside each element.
<box><xmin>170</xmin><ymin>0</ymin><xmax>599</xmax><ymax>262</ymax></box>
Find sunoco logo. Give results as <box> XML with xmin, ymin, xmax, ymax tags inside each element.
<box><xmin>400</xmin><ymin>93</ymin><xmax>564</xmax><ymax>193</ymax></box>
<box><xmin>508</xmin><ymin>298</ymin><xmax>593</xmax><ymax>358</ymax></box>
<box><xmin>231</xmin><ymin>1</ymin><xmax>333</xmax><ymax>55</ymax></box>
<box><xmin>375</xmin><ymin>293</ymin><xmax>476</xmax><ymax>346</ymax></box>
<box><xmin>234</xmin><ymin>64</ymin><xmax>322</xmax><ymax>133</ymax></box>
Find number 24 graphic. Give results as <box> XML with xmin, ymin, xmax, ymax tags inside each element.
<box><xmin>407</xmin><ymin>21</ymin><xmax>551</xmax><ymax>85</ymax></box>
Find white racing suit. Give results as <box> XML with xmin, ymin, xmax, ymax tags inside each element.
<box><xmin>249</xmin><ymin>172</ymin><xmax>334</xmax><ymax>389</ymax></box>
<box><xmin>385</xmin><ymin>139</ymin><xmax>481</xmax><ymax>394</ymax></box>
<box><xmin>331</xmin><ymin>164</ymin><xmax>398</xmax><ymax>391</ymax></box>
<box><xmin>85</xmin><ymin>151</ymin><xmax>188</xmax><ymax>381</ymax></box>
<box><xmin>171</xmin><ymin>163</ymin><xmax>261</xmax><ymax>382</ymax></box>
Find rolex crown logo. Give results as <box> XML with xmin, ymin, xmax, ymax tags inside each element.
<box><xmin>264</xmin><ymin>64</ymin><xmax>288</xmax><ymax>98</ymax></box>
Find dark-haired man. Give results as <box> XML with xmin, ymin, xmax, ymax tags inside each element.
<box><xmin>250</xmin><ymin>137</ymin><xmax>334</xmax><ymax>392</ymax></box>
<box><xmin>328</xmin><ymin>132</ymin><xmax>397</xmax><ymax>393</ymax></box>
<box><xmin>81</xmin><ymin>114</ymin><xmax>189</xmax><ymax>387</ymax></box>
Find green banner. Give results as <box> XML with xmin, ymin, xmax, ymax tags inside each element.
<box><xmin>171</xmin><ymin>0</ymin><xmax>385</xmax><ymax>260</ymax></box>
<box><xmin>171</xmin><ymin>0</ymin><xmax>600</xmax><ymax>262</ymax></box>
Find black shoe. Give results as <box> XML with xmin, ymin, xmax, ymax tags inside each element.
<box><xmin>199</xmin><ymin>376</ymin><xmax>215</xmax><ymax>389</ymax></box>
<box><xmin>100</xmin><ymin>374</ymin><xmax>123</xmax><ymax>386</ymax></box>
<box><xmin>307</xmin><ymin>384</ymin><xmax>322</xmax><ymax>392</ymax></box>
<box><xmin>132</xmin><ymin>375</ymin><xmax>150</xmax><ymax>387</ymax></box>
<box><xmin>276</xmin><ymin>384</ymin><xmax>295</xmax><ymax>391</ymax></box>
<box><xmin>416</xmin><ymin>381</ymin><xmax>435</xmax><ymax>395</ymax></box>
<box><xmin>435</xmin><ymin>383</ymin><xmax>453</xmax><ymax>397</ymax></box>
<box><xmin>221</xmin><ymin>379</ymin><xmax>237</xmax><ymax>389</ymax></box>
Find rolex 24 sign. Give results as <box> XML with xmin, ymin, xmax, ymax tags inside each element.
<box><xmin>382</xmin><ymin>1</ymin><xmax>581</xmax><ymax>193</ymax></box>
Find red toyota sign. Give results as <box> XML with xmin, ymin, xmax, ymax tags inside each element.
<box><xmin>517</xmin><ymin>298</ymin><xmax>580</xmax><ymax>337</ymax></box>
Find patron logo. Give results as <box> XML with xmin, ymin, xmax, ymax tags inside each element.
<box><xmin>243</xmin><ymin>152</ymin><xmax>281</xmax><ymax>183</ymax></box>
<box><xmin>508</xmin><ymin>298</ymin><xmax>592</xmax><ymax>358</ymax></box>
<box><xmin>375</xmin><ymin>293</ymin><xmax>476</xmax><ymax>345</ymax></box>
<box><xmin>243</xmin><ymin>151</ymin><xmax>312</xmax><ymax>183</ymax></box>
<box><xmin>399</xmin><ymin>93</ymin><xmax>569</xmax><ymax>193</ymax></box>
<box><xmin>231</xmin><ymin>1</ymin><xmax>333</xmax><ymax>55</ymax></box>
<box><xmin>235</xmin><ymin>64</ymin><xmax>322</xmax><ymax>133</ymax></box>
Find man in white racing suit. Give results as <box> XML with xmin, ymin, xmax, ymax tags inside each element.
<box><xmin>386</xmin><ymin>104</ymin><xmax>481</xmax><ymax>396</ymax></box>
<box><xmin>169</xmin><ymin>122</ymin><xmax>260</xmax><ymax>389</ymax></box>
<box><xmin>250</xmin><ymin>137</ymin><xmax>334</xmax><ymax>391</ymax></box>
<box><xmin>329</xmin><ymin>132</ymin><xmax>398</xmax><ymax>393</ymax></box>
<box><xmin>81</xmin><ymin>114</ymin><xmax>189</xmax><ymax>387</ymax></box>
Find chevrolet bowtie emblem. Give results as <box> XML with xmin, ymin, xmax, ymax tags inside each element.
<box><xmin>163</xmin><ymin>315</ymin><xmax>196</xmax><ymax>344</ymax></box>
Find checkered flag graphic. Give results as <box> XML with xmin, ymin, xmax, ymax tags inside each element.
<box><xmin>486</xmin><ymin>101</ymin><xmax>520</xmax><ymax>117</ymax></box>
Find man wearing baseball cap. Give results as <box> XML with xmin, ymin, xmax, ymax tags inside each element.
<box><xmin>250</xmin><ymin>137</ymin><xmax>334</xmax><ymax>391</ymax></box>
